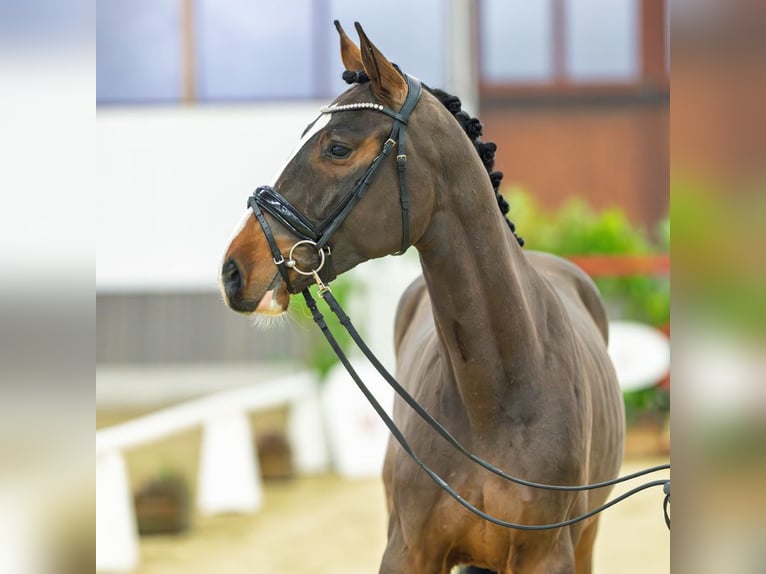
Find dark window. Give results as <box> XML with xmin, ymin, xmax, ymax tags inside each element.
<box><xmin>565</xmin><ymin>0</ymin><xmax>639</xmax><ymax>82</ymax></box>
<box><xmin>96</xmin><ymin>0</ymin><xmax>448</xmax><ymax>105</ymax></box>
<box><xmin>97</xmin><ymin>0</ymin><xmax>184</xmax><ymax>103</ymax></box>
<box><xmin>480</xmin><ymin>0</ymin><xmax>555</xmax><ymax>83</ymax></box>
<box><xmin>195</xmin><ymin>0</ymin><xmax>315</xmax><ymax>101</ymax></box>
<box><xmin>478</xmin><ymin>0</ymin><xmax>644</xmax><ymax>87</ymax></box>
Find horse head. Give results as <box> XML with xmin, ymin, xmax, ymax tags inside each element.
<box><xmin>220</xmin><ymin>22</ymin><xmax>458</xmax><ymax>315</ymax></box>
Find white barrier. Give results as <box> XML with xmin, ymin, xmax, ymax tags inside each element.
<box><xmin>320</xmin><ymin>359</ymin><xmax>395</xmax><ymax>479</ymax></box>
<box><xmin>607</xmin><ymin>321</ymin><xmax>670</xmax><ymax>391</ymax></box>
<box><xmin>96</xmin><ymin>370</ymin><xmax>327</xmax><ymax>573</ymax></box>
<box><xmin>197</xmin><ymin>413</ymin><xmax>262</xmax><ymax>515</ymax></box>
<box><xmin>96</xmin><ymin>452</ymin><xmax>139</xmax><ymax>572</ymax></box>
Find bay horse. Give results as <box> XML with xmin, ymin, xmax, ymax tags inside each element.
<box><xmin>220</xmin><ymin>22</ymin><xmax>624</xmax><ymax>574</ymax></box>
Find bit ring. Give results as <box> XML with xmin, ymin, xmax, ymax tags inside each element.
<box><xmin>286</xmin><ymin>240</ymin><xmax>326</xmax><ymax>276</ymax></box>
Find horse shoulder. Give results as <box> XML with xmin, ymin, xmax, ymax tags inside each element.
<box><xmin>526</xmin><ymin>251</ymin><xmax>610</xmax><ymax>343</ymax></box>
<box><xmin>393</xmin><ymin>274</ymin><xmax>428</xmax><ymax>355</ymax></box>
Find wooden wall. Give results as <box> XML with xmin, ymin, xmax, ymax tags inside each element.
<box><xmin>475</xmin><ymin>0</ymin><xmax>670</xmax><ymax>230</ymax></box>
<box><xmin>480</xmin><ymin>93</ymin><xmax>669</xmax><ymax>230</ymax></box>
<box><xmin>97</xmin><ymin>293</ymin><xmax>311</xmax><ymax>364</ymax></box>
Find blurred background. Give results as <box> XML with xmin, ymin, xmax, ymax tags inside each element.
<box><xmin>95</xmin><ymin>1</ymin><xmax>673</xmax><ymax>573</ymax></box>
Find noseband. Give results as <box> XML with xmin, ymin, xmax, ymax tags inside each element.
<box><xmin>247</xmin><ymin>73</ymin><xmax>422</xmax><ymax>293</ymax></box>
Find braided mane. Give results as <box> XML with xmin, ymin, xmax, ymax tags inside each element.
<box><xmin>342</xmin><ymin>70</ymin><xmax>524</xmax><ymax>247</ymax></box>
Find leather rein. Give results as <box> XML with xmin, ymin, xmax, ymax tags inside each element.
<box><xmin>244</xmin><ymin>72</ymin><xmax>671</xmax><ymax>531</ymax></box>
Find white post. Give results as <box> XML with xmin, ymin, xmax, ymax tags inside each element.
<box><xmin>320</xmin><ymin>360</ymin><xmax>395</xmax><ymax>479</ymax></box>
<box><xmin>0</xmin><ymin>484</ymin><xmax>45</xmax><ymax>574</ymax></box>
<box><xmin>350</xmin><ymin>255</ymin><xmax>421</xmax><ymax>373</ymax></box>
<box><xmin>96</xmin><ymin>451</ymin><xmax>138</xmax><ymax>573</ymax></box>
<box><xmin>197</xmin><ymin>413</ymin><xmax>263</xmax><ymax>515</ymax></box>
<box><xmin>286</xmin><ymin>384</ymin><xmax>329</xmax><ymax>474</ymax></box>
<box><xmin>447</xmin><ymin>0</ymin><xmax>479</xmax><ymax>116</ymax></box>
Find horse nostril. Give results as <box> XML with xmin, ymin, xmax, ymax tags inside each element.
<box><xmin>222</xmin><ymin>258</ymin><xmax>243</xmax><ymax>299</ymax></box>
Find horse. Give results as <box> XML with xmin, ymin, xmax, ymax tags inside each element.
<box><xmin>220</xmin><ymin>21</ymin><xmax>624</xmax><ymax>574</ymax></box>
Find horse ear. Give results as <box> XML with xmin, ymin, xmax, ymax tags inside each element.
<box><xmin>334</xmin><ymin>20</ymin><xmax>363</xmax><ymax>71</ymax></box>
<box><xmin>354</xmin><ymin>22</ymin><xmax>407</xmax><ymax>109</ymax></box>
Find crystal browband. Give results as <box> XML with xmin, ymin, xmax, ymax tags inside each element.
<box><xmin>319</xmin><ymin>102</ymin><xmax>386</xmax><ymax>114</ymax></box>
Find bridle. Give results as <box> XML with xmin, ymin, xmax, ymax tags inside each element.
<box><xmin>242</xmin><ymin>71</ymin><xmax>671</xmax><ymax>531</ymax></box>
<box><xmin>247</xmin><ymin>73</ymin><xmax>422</xmax><ymax>294</ymax></box>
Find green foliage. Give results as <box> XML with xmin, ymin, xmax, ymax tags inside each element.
<box><xmin>508</xmin><ymin>188</ymin><xmax>670</xmax><ymax>327</ymax></box>
<box><xmin>671</xmin><ymin>178</ymin><xmax>766</xmax><ymax>337</ymax></box>
<box><xmin>623</xmin><ymin>386</ymin><xmax>670</xmax><ymax>425</ymax></box>
<box><xmin>294</xmin><ymin>275</ymin><xmax>360</xmax><ymax>380</ymax></box>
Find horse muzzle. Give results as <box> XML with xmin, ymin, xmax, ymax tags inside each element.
<box><xmin>220</xmin><ymin>257</ymin><xmax>289</xmax><ymax>315</ymax></box>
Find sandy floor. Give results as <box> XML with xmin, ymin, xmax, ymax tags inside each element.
<box><xmin>135</xmin><ymin>456</ymin><xmax>670</xmax><ymax>574</ymax></box>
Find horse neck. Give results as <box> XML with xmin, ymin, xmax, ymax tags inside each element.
<box><xmin>414</xmin><ymin>163</ymin><xmax>548</xmax><ymax>428</ymax></box>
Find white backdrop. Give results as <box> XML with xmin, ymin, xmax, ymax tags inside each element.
<box><xmin>96</xmin><ymin>103</ymin><xmax>323</xmax><ymax>292</ymax></box>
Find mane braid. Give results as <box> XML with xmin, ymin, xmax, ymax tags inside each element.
<box><xmin>342</xmin><ymin>70</ymin><xmax>524</xmax><ymax>247</ymax></box>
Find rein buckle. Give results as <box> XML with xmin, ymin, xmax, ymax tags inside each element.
<box><xmin>312</xmin><ymin>271</ymin><xmax>332</xmax><ymax>295</ymax></box>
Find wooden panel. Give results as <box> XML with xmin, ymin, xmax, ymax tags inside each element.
<box><xmin>641</xmin><ymin>0</ymin><xmax>669</xmax><ymax>89</ymax></box>
<box><xmin>671</xmin><ymin>52</ymin><xmax>766</xmax><ymax>183</ymax></box>
<box><xmin>97</xmin><ymin>293</ymin><xmax>312</xmax><ymax>364</ymax></box>
<box><xmin>480</xmin><ymin>98</ymin><xmax>669</xmax><ymax>228</ymax></box>
<box><xmin>567</xmin><ymin>254</ymin><xmax>670</xmax><ymax>277</ymax></box>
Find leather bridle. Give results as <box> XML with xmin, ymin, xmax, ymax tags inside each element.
<box><xmin>247</xmin><ymin>73</ymin><xmax>422</xmax><ymax>293</ymax></box>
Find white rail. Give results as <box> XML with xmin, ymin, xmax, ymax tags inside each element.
<box><xmin>96</xmin><ymin>369</ymin><xmax>327</xmax><ymax>573</ymax></box>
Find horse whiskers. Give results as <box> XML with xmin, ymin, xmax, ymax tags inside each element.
<box><xmin>248</xmin><ymin>309</ymin><xmax>295</xmax><ymax>330</ymax></box>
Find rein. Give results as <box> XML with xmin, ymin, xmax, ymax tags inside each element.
<box><xmin>302</xmin><ymin>286</ymin><xmax>670</xmax><ymax>531</ymax></box>
<box><xmin>245</xmin><ymin>72</ymin><xmax>670</xmax><ymax>531</ymax></box>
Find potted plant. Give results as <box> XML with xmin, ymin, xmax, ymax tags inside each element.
<box><xmin>134</xmin><ymin>469</ymin><xmax>191</xmax><ymax>535</ymax></box>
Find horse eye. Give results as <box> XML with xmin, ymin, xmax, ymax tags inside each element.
<box><xmin>329</xmin><ymin>143</ymin><xmax>352</xmax><ymax>159</ymax></box>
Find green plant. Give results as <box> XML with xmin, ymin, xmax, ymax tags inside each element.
<box><xmin>294</xmin><ymin>275</ymin><xmax>360</xmax><ymax>379</ymax></box>
<box><xmin>623</xmin><ymin>386</ymin><xmax>670</xmax><ymax>426</ymax></box>
<box><xmin>134</xmin><ymin>469</ymin><xmax>191</xmax><ymax>535</ymax></box>
<box><xmin>671</xmin><ymin>178</ymin><xmax>766</xmax><ymax>337</ymax></box>
<box><xmin>507</xmin><ymin>188</ymin><xmax>670</xmax><ymax>327</ymax></box>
